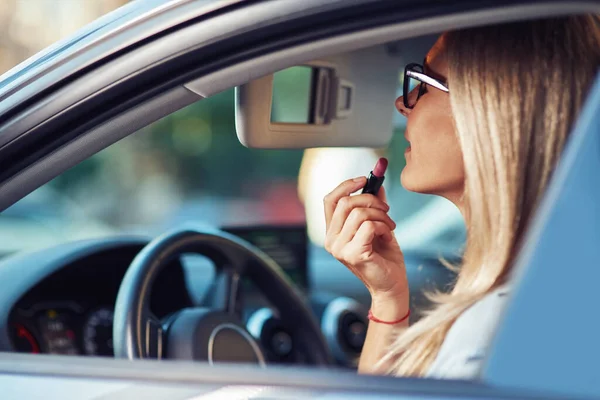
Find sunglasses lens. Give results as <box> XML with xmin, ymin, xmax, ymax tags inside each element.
<box><xmin>406</xmin><ymin>76</ymin><xmax>423</xmax><ymax>107</ymax></box>
<box><xmin>407</xmin><ymin>75</ymin><xmax>420</xmax><ymax>92</ymax></box>
<box><xmin>403</xmin><ymin>65</ymin><xmax>424</xmax><ymax>108</ymax></box>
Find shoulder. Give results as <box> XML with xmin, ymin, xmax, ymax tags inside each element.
<box><xmin>425</xmin><ymin>285</ymin><xmax>511</xmax><ymax>380</ymax></box>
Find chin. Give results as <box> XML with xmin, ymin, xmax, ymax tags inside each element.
<box><xmin>400</xmin><ymin>168</ymin><xmax>436</xmax><ymax>195</ymax></box>
<box><xmin>401</xmin><ymin>168</ymin><xmax>465</xmax><ymax>206</ymax></box>
<box><xmin>400</xmin><ymin>167</ymin><xmax>422</xmax><ymax>193</ymax></box>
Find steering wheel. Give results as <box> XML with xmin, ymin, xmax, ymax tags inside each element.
<box><xmin>113</xmin><ymin>226</ymin><xmax>331</xmax><ymax>366</ymax></box>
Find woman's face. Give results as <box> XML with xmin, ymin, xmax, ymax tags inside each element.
<box><xmin>396</xmin><ymin>35</ymin><xmax>465</xmax><ymax>204</ymax></box>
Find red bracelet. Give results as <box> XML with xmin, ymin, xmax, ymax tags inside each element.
<box><xmin>368</xmin><ymin>309</ymin><xmax>410</xmax><ymax>325</ymax></box>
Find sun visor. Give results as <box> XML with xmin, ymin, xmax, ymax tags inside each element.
<box><xmin>234</xmin><ymin>46</ymin><xmax>398</xmax><ymax>148</ymax></box>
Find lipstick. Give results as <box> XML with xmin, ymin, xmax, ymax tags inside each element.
<box><xmin>362</xmin><ymin>157</ymin><xmax>388</xmax><ymax>195</ymax></box>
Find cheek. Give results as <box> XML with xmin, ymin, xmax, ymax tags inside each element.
<box><xmin>401</xmin><ymin>102</ymin><xmax>465</xmax><ymax>195</ymax></box>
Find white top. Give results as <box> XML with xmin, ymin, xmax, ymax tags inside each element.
<box><xmin>425</xmin><ymin>285</ymin><xmax>511</xmax><ymax>380</ymax></box>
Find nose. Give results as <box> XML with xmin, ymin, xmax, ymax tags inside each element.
<box><xmin>395</xmin><ymin>95</ymin><xmax>411</xmax><ymax>117</ymax></box>
<box><xmin>395</xmin><ymin>85</ymin><xmax>419</xmax><ymax>117</ymax></box>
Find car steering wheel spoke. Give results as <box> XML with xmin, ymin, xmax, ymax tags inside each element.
<box><xmin>140</xmin><ymin>309</ymin><xmax>164</xmax><ymax>359</ymax></box>
<box><xmin>202</xmin><ymin>266</ymin><xmax>242</xmax><ymax>316</ymax></box>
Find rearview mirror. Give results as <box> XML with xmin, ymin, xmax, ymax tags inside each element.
<box><xmin>235</xmin><ymin>47</ymin><xmax>398</xmax><ymax>148</ymax></box>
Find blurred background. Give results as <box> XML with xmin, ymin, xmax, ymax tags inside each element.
<box><xmin>0</xmin><ymin>0</ymin><xmax>126</xmax><ymax>74</ymax></box>
<box><xmin>0</xmin><ymin>0</ymin><xmax>463</xmax><ymax>255</ymax></box>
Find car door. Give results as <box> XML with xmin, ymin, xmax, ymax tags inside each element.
<box><xmin>0</xmin><ymin>1</ymin><xmax>599</xmax><ymax>399</ymax></box>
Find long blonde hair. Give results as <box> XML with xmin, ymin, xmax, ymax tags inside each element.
<box><xmin>383</xmin><ymin>15</ymin><xmax>600</xmax><ymax>377</ymax></box>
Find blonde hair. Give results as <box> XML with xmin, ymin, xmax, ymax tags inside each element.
<box><xmin>382</xmin><ymin>15</ymin><xmax>600</xmax><ymax>377</ymax></box>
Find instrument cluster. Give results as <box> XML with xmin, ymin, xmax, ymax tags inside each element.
<box><xmin>10</xmin><ymin>301</ymin><xmax>114</xmax><ymax>356</ymax></box>
<box><xmin>6</xmin><ymin>242</ymin><xmax>193</xmax><ymax>357</ymax></box>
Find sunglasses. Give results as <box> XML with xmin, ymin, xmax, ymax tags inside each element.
<box><xmin>403</xmin><ymin>63</ymin><xmax>449</xmax><ymax>109</ymax></box>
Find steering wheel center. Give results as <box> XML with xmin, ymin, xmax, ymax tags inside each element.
<box><xmin>166</xmin><ymin>308</ymin><xmax>265</xmax><ymax>365</ymax></box>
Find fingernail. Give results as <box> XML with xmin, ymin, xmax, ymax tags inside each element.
<box><xmin>353</xmin><ymin>177</ymin><xmax>365</xmax><ymax>182</ymax></box>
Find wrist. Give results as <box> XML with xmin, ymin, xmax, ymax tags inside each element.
<box><xmin>370</xmin><ymin>291</ymin><xmax>410</xmax><ymax>322</ymax></box>
<box><xmin>368</xmin><ymin>308</ymin><xmax>410</xmax><ymax>325</ymax></box>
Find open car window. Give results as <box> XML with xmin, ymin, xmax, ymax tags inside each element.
<box><xmin>1</xmin><ymin>80</ymin><xmax>460</xmax><ymax>257</ymax></box>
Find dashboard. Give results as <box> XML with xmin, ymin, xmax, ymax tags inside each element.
<box><xmin>8</xmin><ymin>244</ymin><xmax>192</xmax><ymax>357</ymax></box>
<box><xmin>0</xmin><ymin>225</ymin><xmax>455</xmax><ymax>367</ymax></box>
<box><xmin>3</xmin><ymin>225</ymin><xmax>320</xmax><ymax>362</ymax></box>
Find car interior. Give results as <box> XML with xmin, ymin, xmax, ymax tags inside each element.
<box><xmin>0</xmin><ymin>30</ymin><xmax>465</xmax><ymax>369</ymax></box>
<box><xmin>0</xmin><ymin>0</ymin><xmax>598</xmax><ymax>398</ymax></box>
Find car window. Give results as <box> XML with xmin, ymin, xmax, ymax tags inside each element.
<box><xmin>1</xmin><ymin>75</ymin><xmax>455</xmax><ymax>255</ymax></box>
<box><xmin>0</xmin><ymin>0</ymin><xmax>463</xmax><ymax>256</ymax></box>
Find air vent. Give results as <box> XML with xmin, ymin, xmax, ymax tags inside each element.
<box><xmin>247</xmin><ymin>308</ymin><xmax>295</xmax><ymax>362</ymax></box>
<box><xmin>320</xmin><ymin>297</ymin><xmax>368</xmax><ymax>367</ymax></box>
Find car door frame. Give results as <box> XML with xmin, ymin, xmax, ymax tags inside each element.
<box><xmin>0</xmin><ymin>0</ymin><xmax>597</xmax><ymax>211</ymax></box>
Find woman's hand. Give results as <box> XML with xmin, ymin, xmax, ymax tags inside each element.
<box><xmin>323</xmin><ymin>177</ymin><xmax>409</xmax><ymax>317</ymax></box>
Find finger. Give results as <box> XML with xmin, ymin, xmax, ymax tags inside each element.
<box><xmin>328</xmin><ymin>194</ymin><xmax>391</xmax><ymax>237</ymax></box>
<box><xmin>341</xmin><ymin>221</ymin><xmax>394</xmax><ymax>264</ymax></box>
<box><xmin>377</xmin><ymin>185</ymin><xmax>388</xmax><ymax>204</ymax></box>
<box><xmin>336</xmin><ymin>207</ymin><xmax>396</xmax><ymax>245</ymax></box>
<box><xmin>323</xmin><ymin>177</ymin><xmax>367</xmax><ymax>231</ymax></box>
<box><xmin>352</xmin><ymin>221</ymin><xmax>394</xmax><ymax>250</ymax></box>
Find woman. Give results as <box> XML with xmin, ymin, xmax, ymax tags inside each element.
<box><xmin>323</xmin><ymin>15</ymin><xmax>600</xmax><ymax>378</ymax></box>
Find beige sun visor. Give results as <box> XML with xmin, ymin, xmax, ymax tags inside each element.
<box><xmin>234</xmin><ymin>46</ymin><xmax>399</xmax><ymax>148</ymax></box>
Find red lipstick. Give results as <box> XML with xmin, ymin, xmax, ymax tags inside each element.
<box><xmin>362</xmin><ymin>157</ymin><xmax>387</xmax><ymax>195</ymax></box>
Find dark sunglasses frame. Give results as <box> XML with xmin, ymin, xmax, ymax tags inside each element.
<box><xmin>403</xmin><ymin>63</ymin><xmax>449</xmax><ymax>109</ymax></box>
